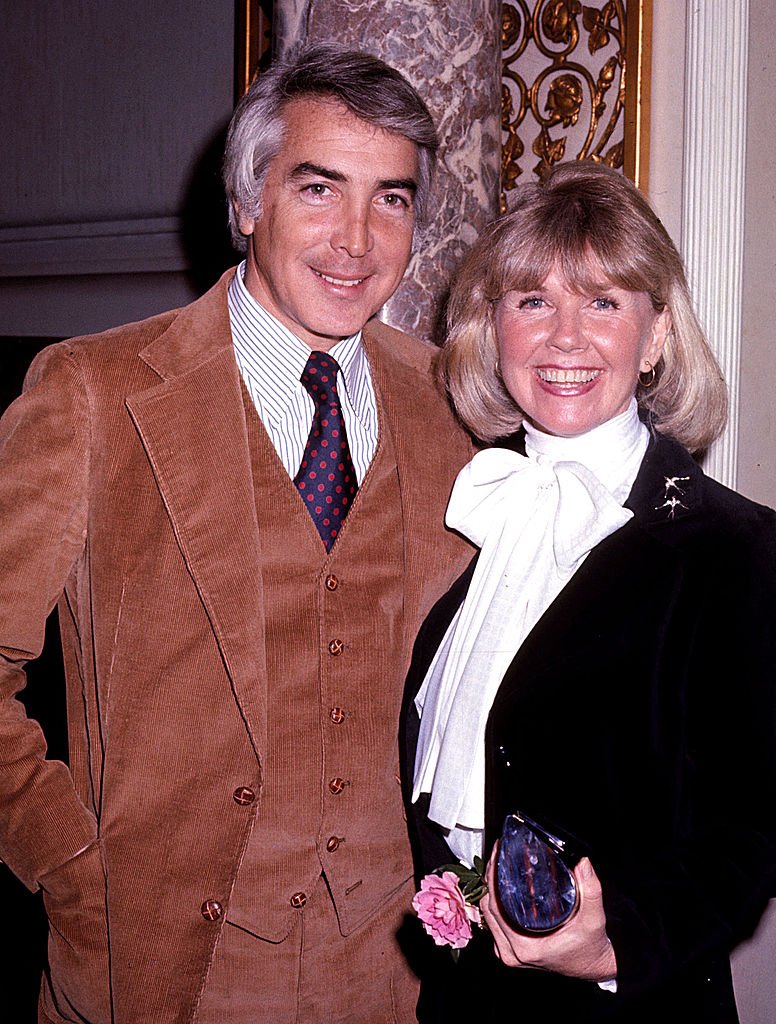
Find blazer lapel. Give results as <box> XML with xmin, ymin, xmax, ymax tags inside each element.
<box><xmin>126</xmin><ymin>273</ymin><xmax>267</xmax><ymax>757</ymax></box>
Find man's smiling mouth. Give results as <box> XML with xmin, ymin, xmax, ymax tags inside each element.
<box><xmin>314</xmin><ymin>270</ymin><xmax>367</xmax><ymax>288</ymax></box>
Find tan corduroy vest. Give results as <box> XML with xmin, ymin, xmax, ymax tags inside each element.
<box><xmin>228</xmin><ymin>389</ymin><xmax>411</xmax><ymax>940</ymax></box>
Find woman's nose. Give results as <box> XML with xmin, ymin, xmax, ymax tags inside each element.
<box><xmin>548</xmin><ymin>309</ymin><xmax>586</xmax><ymax>351</ymax></box>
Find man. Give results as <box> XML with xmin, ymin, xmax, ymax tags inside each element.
<box><xmin>0</xmin><ymin>45</ymin><xmax>473</xmax><ymax>1024</ymax></box>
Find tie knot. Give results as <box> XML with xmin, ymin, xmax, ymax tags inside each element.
<box><xmin>300</xmin><ymin>351</ymin><xmax>341</xmax><ymax>404</ymax></box>
<box><xmin>294</xmin><ymin>349</ymin><xmax>357</xmax><ymax>551</ymax></box>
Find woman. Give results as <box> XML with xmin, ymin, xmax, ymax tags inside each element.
<box><xmin>401</xmin><ymin>162</ymin><xmax>776</xmax><ymax>1023</ymax></box>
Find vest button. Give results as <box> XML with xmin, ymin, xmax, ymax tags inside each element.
<box><xmin>232</xmin><ymin>786</ymin><xmax>256</xmax><ymax>805</ymax></box>
<box><xmin>330</xmin><ymin>707</ymin><xmax>346</xmax><ymax>724</ymax></box>
<box><xmin>326</xmin><ymin>835</ymin><xmax>343</xmax><ymax>853</ymax></box>
<box><xmin>324</xmin><ymin>574</ymin><xmax>339</xmax><ymax>591</ymax></box>
<box><xmin>328</xmin><ymin>638</ymin><xmax>344</xmax><ymax>656</ymax></box>
<box><xmin>328</xmin><ymin>777</ymin><xmax>347</xmax><ymax>795</ymax></box>
<box><xmin>201</xmin><ymin>899</ymin><xmax>223</xmax><ymax>921</ymax></box>
<box><xmin>290</xmin><ymin>891</ymin><xmax>307</xmax><ymax>909</ymax></box>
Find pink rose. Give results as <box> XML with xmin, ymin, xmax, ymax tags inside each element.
<box><xmin>412</xmin><ymin>871</ymin><xmax>481</xmax><ymax>949</ymax></box>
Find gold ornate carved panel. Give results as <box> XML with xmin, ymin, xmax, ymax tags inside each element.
<box><xmin>501</xmin><ymin>0</ymin><xmax>652</xmax><ymax>209</ymax></box>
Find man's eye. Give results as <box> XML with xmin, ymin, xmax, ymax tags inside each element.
<box><xmin>303</xmin><ymin>183</ymin><xmax>331</xmax><ymax>197</ymax></box>
<box><xmin>380</xmin><ymin>193</ymin><xmax>410</xmax><ymax>208</ymax></box>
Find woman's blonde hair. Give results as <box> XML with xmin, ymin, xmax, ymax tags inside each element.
<box><xmin>441</xmin><ymin>161</ymin><xmax>727</xmax><ymax>452</ymax></box>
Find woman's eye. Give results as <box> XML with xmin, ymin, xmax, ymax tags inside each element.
<box><xmin>592</xmin><ymin>296</ymin><xmax>619</xmax><ymax>310</ymax></box>
<box><xmin>518</xmin><ymin>296</ymin><xmax>544</xmax><ymax>309</ymax></box>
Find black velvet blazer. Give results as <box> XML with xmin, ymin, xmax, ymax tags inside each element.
<box><xmin>401</xmin><ymin>433</ymin><xmax>776</xmax><ymax>1024</ymax></box>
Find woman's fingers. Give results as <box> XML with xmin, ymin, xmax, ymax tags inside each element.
<box><xmin>481</xmin><ymin>846</ymin><xmax>617</xmax><ymax>980</ymax></box>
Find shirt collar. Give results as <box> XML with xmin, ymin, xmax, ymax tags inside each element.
<box><xmin>228</xmin><ymin>261</ymin><xmax>369</xmax><ymax>425</ymax></box>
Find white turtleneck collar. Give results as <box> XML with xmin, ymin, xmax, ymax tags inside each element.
<box><xmin>523</xmin><ymin>398</ymin><xmax>649</xmax><ymax>503</ymax></box>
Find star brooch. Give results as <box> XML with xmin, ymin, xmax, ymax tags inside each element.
<box><xmin>654</xmin><ymin>475</ymin><xmax>691</xmax><ymax>519</ymax></box>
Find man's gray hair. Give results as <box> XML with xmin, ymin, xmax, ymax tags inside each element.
<box><xmin>223</xmin><ymin>43</ymin><xmax>439</xmax><ymax>251</ymax></box>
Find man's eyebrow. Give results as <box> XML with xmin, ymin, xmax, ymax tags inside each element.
<box><xmin>378</xmin><ymin>178</ymin><xmax>417</xmax><ymax>194</ymax></box>
<box><xmin>288</xmin><ymin>163</ymin><xmax>417</xmax><ymax>195</ymax></box>
<box><xmin>289</xmin><ymin>162</ymin><xmax>347</xmax><ymax>183</ymax></box>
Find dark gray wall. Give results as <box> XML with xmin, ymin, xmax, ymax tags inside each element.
<box><xmin>0</xmin><ymin>1</ymin><xmax>238</xmax><ymax>337</ymax></box>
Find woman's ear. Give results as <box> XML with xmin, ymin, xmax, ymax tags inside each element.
<box><xmin>642</xmin><ymin>308</ymin><xmax>672</xmax><ymax>371</ymax></box>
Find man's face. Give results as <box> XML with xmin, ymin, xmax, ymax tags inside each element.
<box><xmin>237</xmin><ymin>96</ymin><xmax>420</xmax><ymax>350</ymax></box>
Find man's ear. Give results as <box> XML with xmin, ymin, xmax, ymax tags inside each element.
<box><xmin>235</xmin><ymin>203</ymin><xmax>255</xmax><ymax>238</ymax></box>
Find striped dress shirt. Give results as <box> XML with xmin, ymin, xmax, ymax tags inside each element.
<box><xmin>227</xmin><ymin>262</ymin><xmax>379</xmax><ymax>483</ymax></box>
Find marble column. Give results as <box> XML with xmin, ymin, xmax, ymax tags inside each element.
<box><xmin>274</xmin><ymin>0</ymin><xmax>502</xmax><ymax>343</ymax></box>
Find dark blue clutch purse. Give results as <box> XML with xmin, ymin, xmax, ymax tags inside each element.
<box><xmin>496</xmin><ymin>811</ymin><xmax>581</xmax><ymax>934</ymax></box>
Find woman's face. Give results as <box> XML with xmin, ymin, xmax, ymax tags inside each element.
<box><xmin>495</xmin><ymin>264</ymin><xmax>670</xmax><ymax>437</ymax></box>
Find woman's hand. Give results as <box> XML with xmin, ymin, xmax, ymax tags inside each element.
<box><xmin>480</xmin><ymin>847</ymin><xmax>617</xmax><ymax>982</ymax></box>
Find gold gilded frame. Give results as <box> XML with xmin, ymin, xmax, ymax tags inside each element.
<box><xmin>236</xmin><ymin>1</ymin><xmax>272</xmax><ymax>99</ymax></box>
<box><xmin>623</xmin><ymin>0</ymin><xmax>652</xmax><ymax>189</ymax></box>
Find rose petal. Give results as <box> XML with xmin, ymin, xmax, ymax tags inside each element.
<box><xmin>413</xmin><ymin>872</ymin><xmax>475</xmax><ymax>948</ymax></box>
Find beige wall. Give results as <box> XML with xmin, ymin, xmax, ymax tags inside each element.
<box><xmin>732</xmin><ymin>3</ymin><xmax>776</xmax><ymax>1014</ymax></box>
<box><xmin>648</xmin><ymin>5</ymin><xmax>686</xmax><ymax>248</ymax></box>
<box><xmin>650</xmin><ymin>4</ymin><xmax>776</xmax><ymax>1023</ymax></box>
<box><xmin>738</xmin><ymin>1</ymin><xmax>776</xmax><ymax>507</ymax></box>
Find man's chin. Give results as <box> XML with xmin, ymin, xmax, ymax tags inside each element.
<box><xmin>302</xmin><ymin>309</ymin><xmax>386</xmax><ymax>347</ymax></box>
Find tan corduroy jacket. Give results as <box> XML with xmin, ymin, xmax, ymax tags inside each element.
<box><xmin>0</xmin><ymin>270</ymin><xmax>474</xmax><ymax>1023</ymax></box>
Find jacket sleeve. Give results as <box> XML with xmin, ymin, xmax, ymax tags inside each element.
<box><xmin>0</xmin><ymin>343</ymin><xmax>99</xmax><ymax>891</ymax></box>
<box><xmin>603</xmin><ymin>502</ymin><xmax>776</xmax><ymax>998</ymax></box>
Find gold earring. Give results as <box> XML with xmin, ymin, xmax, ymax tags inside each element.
<box><xmin>639</xmin><ymin>361</ymin><xmax>656</xmax><ymax>388</ymax></box>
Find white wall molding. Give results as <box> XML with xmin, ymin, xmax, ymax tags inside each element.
<box><xmin>681</xmin><ymin>0</ymin><xmax>749</xmax><ymax>487</ymax></box>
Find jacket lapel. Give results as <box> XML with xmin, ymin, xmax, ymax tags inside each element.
<box><xmin>126</xmin><ymin>272</ymin><xmax>267</xmax><ymax>757</ymax></box>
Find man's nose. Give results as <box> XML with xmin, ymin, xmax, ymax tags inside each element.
<box><xmin>331</xmin><ymin>201</ymin><xmax>374</xmax><ymax>258</ymax></box>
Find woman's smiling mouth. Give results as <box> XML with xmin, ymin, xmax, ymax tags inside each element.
<box><xmin>536</xmin><ymin>368</ymin><xmax>603</xmax><ymax>385</ymax></box>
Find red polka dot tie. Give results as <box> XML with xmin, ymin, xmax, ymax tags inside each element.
<box><xmin>294</xmin><ymin>351</ymin><xmax>358</xmax><ymax>551</ymax></box>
